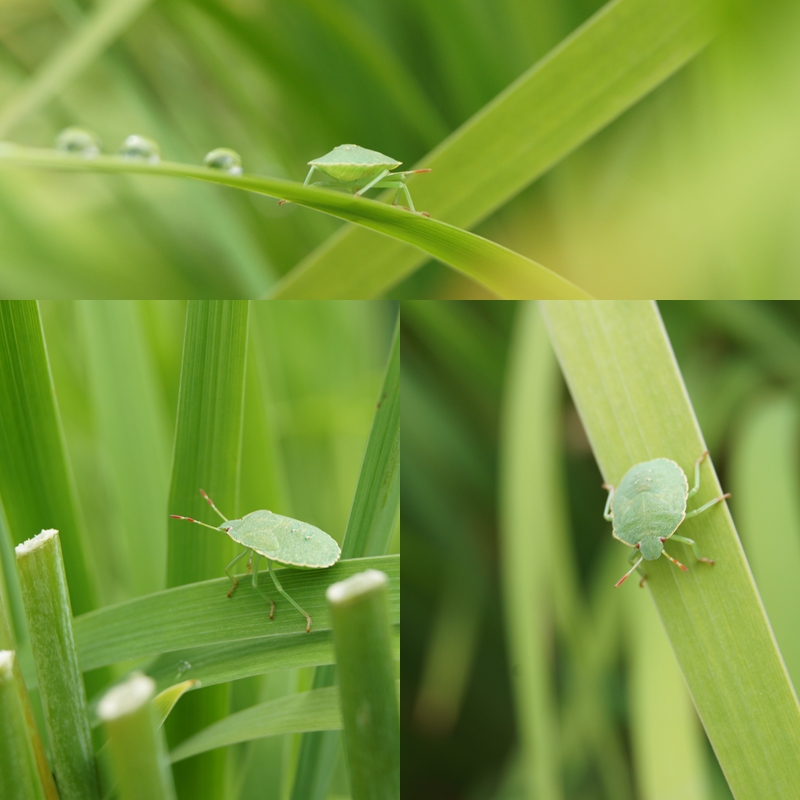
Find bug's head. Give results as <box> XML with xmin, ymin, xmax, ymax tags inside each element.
<box><xmin>639</xmin><ymin>535</ymin><xmax>663</xmax><ymax>561</ymax></box>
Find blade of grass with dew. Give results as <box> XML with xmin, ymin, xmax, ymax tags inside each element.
<box><xmin>164</xmin><ymin>300</ymin><xmax>249</xmax><ymax>800</ymax></box>
<box><xmin>74</xmin><ymin>555</ymin><xmax>399</xmax><ymax>671</ymax></box>
<box><xmin>0</xmin><ymin>0</ymin><xmax>155</xmax><ymax>138</ymax></box>
<box><xmin>499</xmin><ymin>302</ymin><xmax>563</xmax><ymax>800</ymax></box>
<box><xmin>78</xmin><ymin>301</ymin><xmax>171</xmax><ymax>598</ymax></box>
<box><xmin>729</xmin><ymin>394</ymin><xmax>800</xmax><ymax>692</ymax></box>
<box><xmin>290</xmin><ymin>316</ymin><xmax>399</xmax><ymax>800</ymax></box>
<box><xmin>0</xmin><ymin>301</ymin><xmax>99</xmax><ymax>617</ymax></box>
<box><xmin>541</xmin><ymin>300</ymin><xmax>800</xmax><ymax>799</ymax></box>
<box><xmin>271</xmin><ymin>0</ymin><xmax>716</xmax><ymax>297</ymax></box>
<box><xmin>0</xmin><ymin>145</ymin><xmax>589</xmax><ymax>300</ymax></box>
<box><xmin>170</xmin><ymin>686</ymin><xmax>343</xmax><ymax>763</ymax></box>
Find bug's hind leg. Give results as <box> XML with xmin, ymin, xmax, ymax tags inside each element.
<box><xmin>251</xmin><ymin>555</ymin><xmax>275</xmax><ymax>619</ymax></box>
<box><xmin>267</xmin><ymin>559</ymin><xmax>313</xmax><ymax>633</ymax></box>
<box><xmin>225</xmin><ymin>548</ymin><xmax>251</xmax><ymax>598</ymax></box>
<box><xmin>670</xmin><ymin>534</ymin><xmax>715</xmax><ymax>564</ymax></box>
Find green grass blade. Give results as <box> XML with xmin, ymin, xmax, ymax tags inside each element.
<box><xmin>0</xmin><ymin>651</ymin><xmax>48</xmax><ymax>800</ymax></box>
<box><xmin>499</xmin><ymin>303</ymin><xmax>563</xmax><ymax>800</ymax></box>
<box><xmin>272</xmin><ymin>0</ymin><xmax>715</xmax><ymax>296</ymax></box>
<box><xmin>729</xmin><ymin>394</ymin><xmax>800</xmax><ymax>692</ymax></box>
<box><xmin>165</xmin><ymin>300</ymin><xmax>249</xmax><ymax>800</ymax></box>
<box><xmin>0</xmin><ymin>0</ymin><xmax>154</xmax><ymax>137</ymax></box>
<box><xmin>0</xmin><ymin>301</ymin><xmax>99</xmax><ymax>617</ymax></box>
<box><xmin>169</xmin><ymin>686</ymin><xmax>343</xmax><ymax>764</ymax></box>
<box><xmin>78</xmin><ymin>301</ymin><xmax>171</xmax><ymax>598</ymax></box>
<box><xmin>141</xmin><ymin>626</ymin><xmax>400</xmax><ymax>697</ymax></box>
<box><xmin>74</xmin><ymin>555</ymin><xmax>398</xmax><ymax>671</ymax></box>
<box><xmin>0</xmin><ymin>145</ymin><xmax>589</xmax><ymax>300</ymax></box>
<box><xmin>541</xmin><ymin>301</ymin><xmax>800</xmax><ymax>799</ymax></box>
<box><xmin>341</xmin><ymin>315</ymin><xmax>400</xmax><ymax>558</ymax></box>
<box><xmin>290</xmin><ymin>318</ymin><xmax>399</xmax><ymax>800</ymax></box>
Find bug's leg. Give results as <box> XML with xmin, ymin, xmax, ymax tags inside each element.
<box><xmin>660</xmin><ymin>549</ymin><xmax>688</xmax><ymax>573</ymax></box>
<box><xmin>225</xmin><ymin>549</ymin><xmax>251</xmax><ymax>598</ymax></box>
<box><xmin>354</xmin><ymin>169</ymin><xmax>391</xmax><ymax>197</ymax></box>
<box><xmin>199</xmin><ymin>489</ymin><xmax>228</xmax><ymax>522</ymax></box>
<box><xmin>685</xmin><ymin>492</ymin><xmax>730</xmax><ymax>518</ymax></box>
<box><xmin>251</xmin><ymin>555</ymin><xmax>275</xmax><ymax>619</ymax></box>
<box><xmin>615</xmin><ymin>551</ymin><xmax>644</xmax><ymax>588</ymax></box>
<box><xmin>602</xmin><ymin>483</ymin><xmax>615</xmax><ymax>521</ymax></box>
<box><xmin>669</xmin><ymin>534</ymin><xmax>715</xmax><ymax>564</ymax></box>
<box><xmin>267</xmin><ymin>559</ymin><xmax>312</xmax><ymax>633</ymax></box>
<box><xmin>687</xmin><ymin>451</ymin><xmax>709</xmax><ymax>499</ymax></box>
<box><xmin>302</xmin><ymin>166</ymin><xmax>317</xmax><ymax>187</ymax></box>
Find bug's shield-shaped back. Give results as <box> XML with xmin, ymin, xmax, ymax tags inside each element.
<box><xmin>224</xmin><ymin>510</ymin><xmax>341</xmax><ymax>568</ymax></box>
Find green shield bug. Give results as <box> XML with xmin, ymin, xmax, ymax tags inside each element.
<box><xmin>603</xmin><ymin>451</ymin><xmax>730</xmax><ymax>588</ymax></box>
<box><xmin>171</xmin><ymin>490</ymin><xmax>341</xmax><ymax>632</ymax></box>
<box><xmin>279</xmin><ymin>144</ymin><xmax>431</xmax><ymax>214</ymax></box>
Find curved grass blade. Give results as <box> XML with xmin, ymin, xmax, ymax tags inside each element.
<box><xmin>0</xmin><ymin>145</ymin><xmax>590</xmax><ymax>300</ymax></box>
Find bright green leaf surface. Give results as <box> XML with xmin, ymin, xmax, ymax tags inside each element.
<box><xmin>541</xmin><ymin>301</ymin><xmax>800</xmax><ymax>799</ymax></box>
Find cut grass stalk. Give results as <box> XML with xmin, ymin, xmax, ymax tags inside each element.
<box><xmin>327</xmin><ymin>570</ymin><xmax>399</xmax><ymax>800</ymax></box>
<box><xmin>15</xmin><ymin>529</ymin><xmax>100</xmax><ymax>800</ymax></box>
<box><xmin>0</xmin><ymin>650</ymin><xmax>48</xmax><ymax>800</ymax></box>
<box><xmin>97</xmin><ymin>673</ymin><xmax>177</xmax><ymax>800</ymax></box>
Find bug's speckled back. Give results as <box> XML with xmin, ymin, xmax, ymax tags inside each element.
<box><xmin>222</xmin><ymin>510</ymin><xmax>341</xmax><ymax>568</ymax></box>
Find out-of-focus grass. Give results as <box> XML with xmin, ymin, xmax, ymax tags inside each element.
<box><xmin>402</xmin><ymin>301</ymin><xmax>800</xmax><ymax>799</ymax></box>
<box><xmin>2</xmin><ymin>0</ymin><xmax>800</xmax><ymax>297</ymax></box>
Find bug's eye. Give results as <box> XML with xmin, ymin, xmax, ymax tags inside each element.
<box><xmin>659</xmin><ymin>537</ymin><xmax>666</xmax><ymax>542</ymax></box>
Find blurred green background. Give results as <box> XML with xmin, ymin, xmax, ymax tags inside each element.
<box><xmin>3</xmin><ymin>0</ymin><xmax>800</xmax><ymax>297</ymax></box>
<box><xmin>401</xmin><ymin>301</ymin><xmax>800</xmax><ymax>799</ymax></box>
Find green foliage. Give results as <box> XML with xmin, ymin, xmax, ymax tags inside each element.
<box><xmin>0</xmin><ymin>300</ymin><xmax>399</xmax><ymax>799</ymax></box>
<box><xmin>3</xmin><ymin>0</ymin><xmax>800</xmax><ymax>296</ymax></box>
<box><xmin>402</xmin><ymin>301</ymin><xmax>800</xmax><ymax>799</ymax></box>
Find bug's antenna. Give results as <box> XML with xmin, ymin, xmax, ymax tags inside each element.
<box><xmin>200</xmin><ymin>489</ymin><xmax>228</xmax><ymax>522</ymax></box>
<box><xmin>615</xmin><ymin>556</ymin><xmax>644</xmax><ymax>588</ymax></box>
<box><xmin>661</xmin><ymin>550</ymin><xmax>688</xmax><ymax>572</ymax></box>
<box><xmin>169</xmin><ymin>514</ymin><xmax>219</xmax><ymax>531</ymax></box>
<box><xmin>398</xmin><ymin>168</ymin><xmax>432</xmax><ymax>175</ymax></box>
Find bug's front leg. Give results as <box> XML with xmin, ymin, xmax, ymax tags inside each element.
<box><xmin>353</xmin><ymin>169</ymin><xmax>390</xmax><ymax>197</ymax></box>
<box><xmin>602</xmin><ymin>483</ymin><xmax>615</xmax><ymax>521</ymax></box>
<box><xmin>225</xmin><ymin>548</ymin><xmax>251</xmax><ymax>598</ymax></box>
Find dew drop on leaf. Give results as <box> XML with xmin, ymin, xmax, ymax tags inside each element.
<box><xmin>204</xmin><ymin>147</ymin><xmax>243</xmax><ymax>175</ymax></box>
<box><xmin>119</xmin><ymin>134</ymin><xmax>160</xmax><ymax>164</ymax></box>
<box><xmin>55</xmin><ymin>127</ymin><xmax>101</xmax><ymax>158</ymax></box>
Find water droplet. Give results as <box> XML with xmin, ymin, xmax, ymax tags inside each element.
<box><xmin>55</xmin><ymin>127</ymin><xmax>101</xmax><ymax>158</ymax></box>
<box><xmin>204</xmin><ymin>147</ymin><xmax>242</xmax><ymax>176</ymax></box>
<box><xmin>176</xmin><ymin>660</ymin><xmax>191</xmax><ymax>677</ymax></box>
<box><xmin>119</xmin><ymin>134</ymin><xmax>160</xmax><ymax>164</ymax></box>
